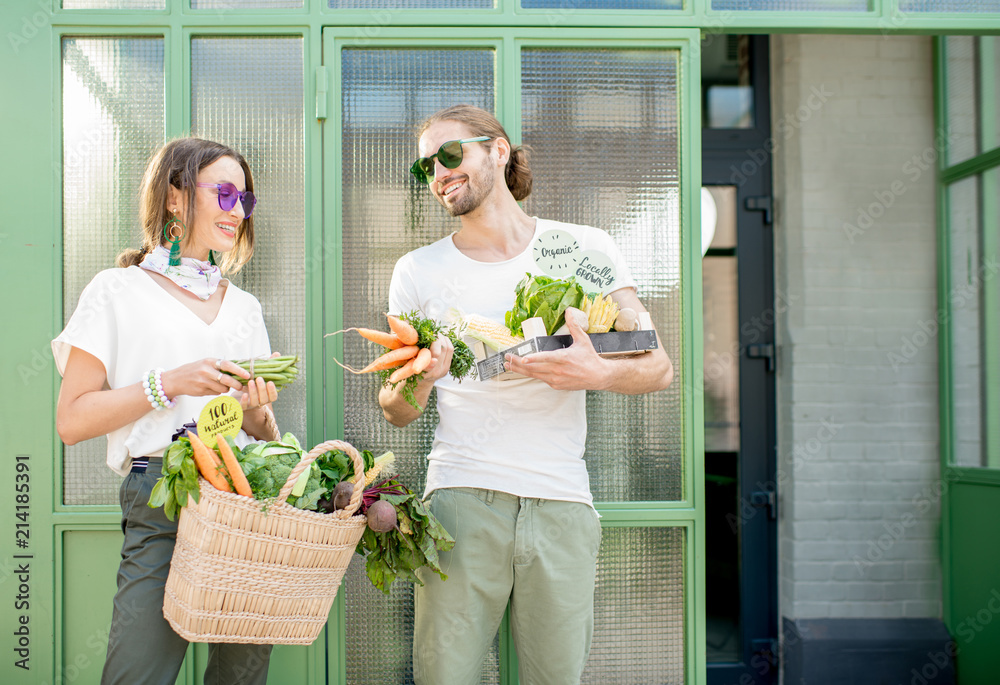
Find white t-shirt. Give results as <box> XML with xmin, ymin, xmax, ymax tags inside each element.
<box><xmin>52</xmin><ymin>266</ymin><xmax>272</xmax><ymax>476</ymax></box>
<box><xmin>387</xmin><ymin>217</ymin><xmax>636</xmax><ymax>507</ymax></box>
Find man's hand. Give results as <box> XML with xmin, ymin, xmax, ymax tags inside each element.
<box><xmin>420</xmin><ymin>334</ymin><xmax>455</xmax><ymax>384</ymax></box>
<box><xmin>379</xmin><ymin>333</ymin><xmax>453</xmax><ymax>427</ymax></box>
<box><xmin>504</xmin><ymin>309</ymin><xmax>611</xmax><ymax>391</ymax></box>
<box><xmin>506</xmin><ymin>287</ymin><xmax>673</xmax><ymax>395</ymax></box>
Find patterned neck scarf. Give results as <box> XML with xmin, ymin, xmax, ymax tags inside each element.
<box><xmin>139</xmin><ymin>245</ymin><xmax>222</xmax><ymax>301</ymax></box>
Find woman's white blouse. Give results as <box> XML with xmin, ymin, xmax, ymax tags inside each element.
<box><xmin>52</xmin><ymin>266</ymin><xmax>271</xmax><ymax>476</ymax></box>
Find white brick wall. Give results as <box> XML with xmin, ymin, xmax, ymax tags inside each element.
<box><xmin>771</xmin><ymin>34</ymin><xmax>941</xmax><ymax>621</ymax></box>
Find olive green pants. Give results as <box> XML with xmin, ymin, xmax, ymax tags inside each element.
<box><xmin>413</xmin><ymin>487</ymin><xmax>602</xmax><ymax>685</ymax></box>
<box><xmin>101</xmin><ymin>460</ymin><xmax>272</xmax><ymax>685</ymax></box>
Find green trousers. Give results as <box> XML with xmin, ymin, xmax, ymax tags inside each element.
<box><xmin>101</xmin><ymin>461</ymin><xmax>273</xmax><ymax>685</ymax></box>
<box><xmin>413</xmin><ymin>487</ymin><xmax>602</xmax><ymax>685</ymax></box>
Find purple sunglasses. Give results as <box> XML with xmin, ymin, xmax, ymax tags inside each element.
<box><xmin>196</xmin><ymin>182</ymin><xmax>257</xmax><ymax>217</ymax></box>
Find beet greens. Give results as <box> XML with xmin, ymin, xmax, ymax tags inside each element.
<box><xmin>355</xmin><ymin>477</ymin><xmax>455</xmax><ymax>594</ymax></box>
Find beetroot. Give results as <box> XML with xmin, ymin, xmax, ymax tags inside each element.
<box><xmin>366</xmin><ymin>499</ymin><xmax>398</xmax><ymax>533</ymax></box>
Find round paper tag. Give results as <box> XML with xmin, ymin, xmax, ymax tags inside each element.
<box><xmin>573</xmin><ymin>250</ymin><xmax>617</xmax><ymax>294</ymax></box>
<box><xmin>196</xmin><ymin>395</ymin><xmax>243</xmax><ymax>449</ymax></box>
<box><xmin>532</xmin><ymin>230</ymin><xmax>580</xmax><ymax>278</ymax></box>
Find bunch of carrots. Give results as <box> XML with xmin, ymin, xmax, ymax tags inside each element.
<box><xmin>326</xmin><ymin>311</ymin><xmax>475</xmax><ymax>411</ymax></box>
<box><xmin>147</xmin><ymin>430</ymin><xmax>251</xmax><ymax>520</ymax></box>
<box><xmin>327</xmin><ymin>313</ymin><xmax>433</xmax><ymax>385</ymax></box>
<box><xmin>187</xmin><ymin>430</ymin><xmax>253</xmax><ymax>496</ymax></box>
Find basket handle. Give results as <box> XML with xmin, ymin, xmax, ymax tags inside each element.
<box><xmin>276</xmin><ymin>439</ymin><xmax>365</xmax><ymax>518</ymax></box>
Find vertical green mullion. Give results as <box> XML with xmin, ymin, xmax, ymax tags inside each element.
<box><xmin>169</xmin><ymin>18</ymin><xmax>186</xmax><ymax>139</ymax></box>
<box><xmin>932</xmin><ymin>35</ymin><xmax>955</xmax><ymax>626</ymax></box>
<box><xmin>50</xmin><ymin>28</ymin><xmax>65</xmax><ymax>685</ymax></box>
<box><xmin>47</xmin><ymin>23</ymin><xmax>66</xmax><ymax>685</ymax></box>
<box><xmin>982</xmin><ymin>167</ymin><xmax>999</xmax><ymax>469</ymax></box>
<box><xmin>170</xmin><ymin>22</ymin><xmax>195</xmax><ymax>676</ymax></box>
<box><xmin>498</xmin><ymin>32</ymin><xmax>520</xmax><ymax>685</ymax></box>
<box><xmin>303</xmin><ymin>22</ymin><xmax>333</xmax><ymax>685</ymax></box>
<box><xmin>681</xmin><ymin>30</ymin><xmax>706</xmax><ymax>685</ymax></box>
<box><xmin>981</xmin><ymin>39</ymin><xmax>997</xmax><ymax>150</ymax></box>
<box><xmin>323</xmin><ymin>28</ymin><xmax>347</xmax><ymax>685</ymax></box>
<box><xmin>979</xmin><ymin>36</ymin><xmax>1000</xmax><ymax>470</ymax></box>
<box><xmin>179</xmin><ymin>20</ymin><xmax>197</xmax><ymax>675</ymax></box>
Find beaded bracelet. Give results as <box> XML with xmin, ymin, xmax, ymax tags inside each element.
<box><xmin>141</xmin><ymin>368</ymin><xmax>176</xmax><ymax>411</ymax></box>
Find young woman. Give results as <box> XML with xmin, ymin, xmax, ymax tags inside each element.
<box><xmin>53</xmin><ymin>137</ymin><xmax>280</xmax><ymax>685</ymax></box>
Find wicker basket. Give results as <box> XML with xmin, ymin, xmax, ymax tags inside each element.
<box><xmin>162</xmin><ymin>439</ymin><xmax>368</xmax><ymax>645</ymax></box>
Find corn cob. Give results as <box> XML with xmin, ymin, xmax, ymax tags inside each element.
<box><xmin>462</xmin><ymin>314</ymin><xmax>524</xmax><ymax>352</ymax></box>
<box><xmin>364</xmin><ymin>451</ymin><xmax>396</xmax><ymax>486</ymax></box>
<box><xmin>583</xmin><ymin>294</ymin><xmax>620</xmax><ymax>334</ymax></box>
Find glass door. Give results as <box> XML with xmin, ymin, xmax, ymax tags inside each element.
<box><xmin>702</xmin><ymin>34</ymin><xmax>778</xmax><ymax>685</ymax></box>
<box><xmin>53</xmin><ymin>27</ymin><xmax>318</xmax><ymax>685</ymax></box>
<box><xmin>322</xmin><ymin>27</ymin><xmax>704</xmax><ymax>685</ymax></box>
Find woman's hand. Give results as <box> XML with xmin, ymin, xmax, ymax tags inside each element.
<box><xmin>237</xmin><ymin>351</ymin><xmax>281</xmax><ymax>409</ymax></box>
<box><xmin>239</xmin><ymin>376</ymin><xmax>279</xmax><ymax>410</ymax></box>
<box><xmin>239</xmin><ymin>353</ymin><xmax>281</xmax><ymax>441</ymax></box>
<box><xmin>160</xmin><ymin>357</ymin><xmax>251</xmax><ymax>399</ymax></box>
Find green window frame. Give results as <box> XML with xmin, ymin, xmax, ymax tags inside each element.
<box><xmin>322</xmin><ymin>27</ymin><xmax>704</xmax><ymax>684</ymax></box>
<box><xmin>937</xmin><ymin>35</ymin><xmax>1000</xmax><ymax>474</ymax></box>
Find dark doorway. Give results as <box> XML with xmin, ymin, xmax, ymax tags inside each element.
<box><xmin>702</xmin><ymin>34</ymin><xmax>779</xmax><ymax>685</ymax></box>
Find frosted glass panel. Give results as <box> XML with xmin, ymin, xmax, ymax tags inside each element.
<box><xmin>191</xmin><ymin>36</ymin><xmax>307</xmax><ymax>441</ymax></box>
<box><xmin>899</xmin><ymin>0</ymin><xmax>1000</xmax><ymax>10</ymax></box>
<box><xmin>61</xmin><ymin>36</ymin><xmax>164</xmax><ymax>506</ymax></box>
<box><xmin>63</xmin><ymin>0</ymin><xmax>163</xmax><ymax>8</ymax></box>
<box><xmin>522</xmin><ymin>0</ymin><xmax>682</xmax><ymax>8</ymax></box>
<box><xmin>703</xmin><ymin>257</ymin><xmax>740</xmax><ymax>453</ymax></box>
<box><xmin>945</xmin><ymin>37</ymin><xmax>980</xmax><ymax>167</ymax></box>
<box><xmin>712</xmin><ymin>0</ymin><xmax>868</xmax><ymax>9</ymax></box>
<box><xmin>583</xmin><ymin>526</ymin><xmax>686</xmax><ymax>682</ymax></box>
<box><xmin>339</xmin><ymin>47</ymin><xmax>496</xmax><ymax>683</ymax></box>
<box><xmin>330</xmin><ymin>0</ymin><xmax>492</xmax><ymax>7</ymax></box>
<box><xmin>192</xmin><ymin>0</ymin><xmax>302</xmax><ymax>7</ymax></box>
<box><xmin>521</xmin><ymin>48</ymin><xmax>684</xmax><ymax>502</ymax></box>
<box><xmin>948</xmin><ymin>177</ymin><xmax>984</xmax><ymax>467</ymax></box>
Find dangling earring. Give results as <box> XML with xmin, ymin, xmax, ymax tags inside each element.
<box><xmin>163</xmin><ymin>213</ymin><xmax>186</xmax><ymax>267</ymax></box>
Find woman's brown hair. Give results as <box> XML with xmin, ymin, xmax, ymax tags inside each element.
<box><xmin>116</xmin><ymin>137</ymin><xmax>255</xmax><ymax>273</ymax></box>
<box><xmin>418</xmin><ymin>105</ymin><xmax>532</xmax><ymax>201</ymax></box>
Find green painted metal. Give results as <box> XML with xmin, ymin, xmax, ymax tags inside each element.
<box><xmin>941</xmin><ymin>478</ymin><xmax>1000</xmax><ymax>681</ymax></box>
<box><xmin>321</xmin><ymin>27</ymin><xmax>348</xmax><ymax>682</ymax></box>
<box><xmin>982</xmin><ymin>39</ymin><xmax>998</xmax><ymax>152</ymax></box>
<box><xmin>0</xmin><ymin>5</ymin><xmax>59</xmax><ymax>683</ymax></box>
<box><xmin>937</xmin><ymin>33</ymin><xmax>1000</xmax><ymax>685</ymax></box>
<box><xmin>22</xmin><ymin>0</ymin><xmax>1000</xmax><ymax>32</ymax></box>
<box><xmin>939</xmin><ymin>147</ymin><xmax>1000</xmax><ymax>185</ymax></box>
<box><xmin>945</xmin><ymin>465</ymin><xmax>1000</xmax><ymax>487</ymax></box>
<box><xmin>983</xmin><ymin>166</ymin><xmax>1000</xmax><ymax>470</ymax></box>
<box><xmin>932</xmin><ymin>33</ymin><xmax>956</xmax><ymax>628</ymax></box>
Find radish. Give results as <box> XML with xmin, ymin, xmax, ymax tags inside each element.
<box><xmin>366</xmin><ymin>499</ymin><xmax>398</xmax><ymax>532</ymax></box>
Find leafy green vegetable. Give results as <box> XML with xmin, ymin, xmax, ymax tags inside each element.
<box><xmin>377</xmin><ymin>311</ymin><xmax>476</xmax><ymax>412</ymax></box>
<box><xmin>356</xmin><ymin>477</ymin><xmax>455</xmax><ymax>594</ymax></box>
<box><xmin>446</xmin><ymin>329</ymin><xmax>476</xmax><ymax>381</ymax></box>
<box><xmin>237</xmin><ymin>433</ymin><xmax>327</xmax><ymax>510</ymax></box>
<box><xmin>147</xmin><ymin>436</ymin><xmax>201</xmax><ymax>521</ymax></box>
<box><xmin>505</xmin><ymin>273</ymin><xmax>586</xmax><ymax>336</ymax></box>
<box><xmin>237</xmin><ymin>433</ymin><xmax>375</xmax><ymax>512</ymax></box>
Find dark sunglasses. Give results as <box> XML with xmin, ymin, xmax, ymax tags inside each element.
<box><xmin>409</xmin><ymin>136</ymin><xmax>491</xmax><ymax>184</ymax></box>
<box><xmin>197</xmin><ymin>182</ymin><xmax>257</xmax><ymax>218</ymax></box>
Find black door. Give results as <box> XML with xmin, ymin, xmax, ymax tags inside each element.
<box><xmin>701</xmin><ymin>34</ymin><xmax>779</xmax><ymax>685</ymax></box>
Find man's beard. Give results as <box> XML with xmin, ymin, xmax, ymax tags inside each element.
<box><xmin>442</xmin><ymin>156</ymin><xmax>495</xmax><ymax>217</ymax></box>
